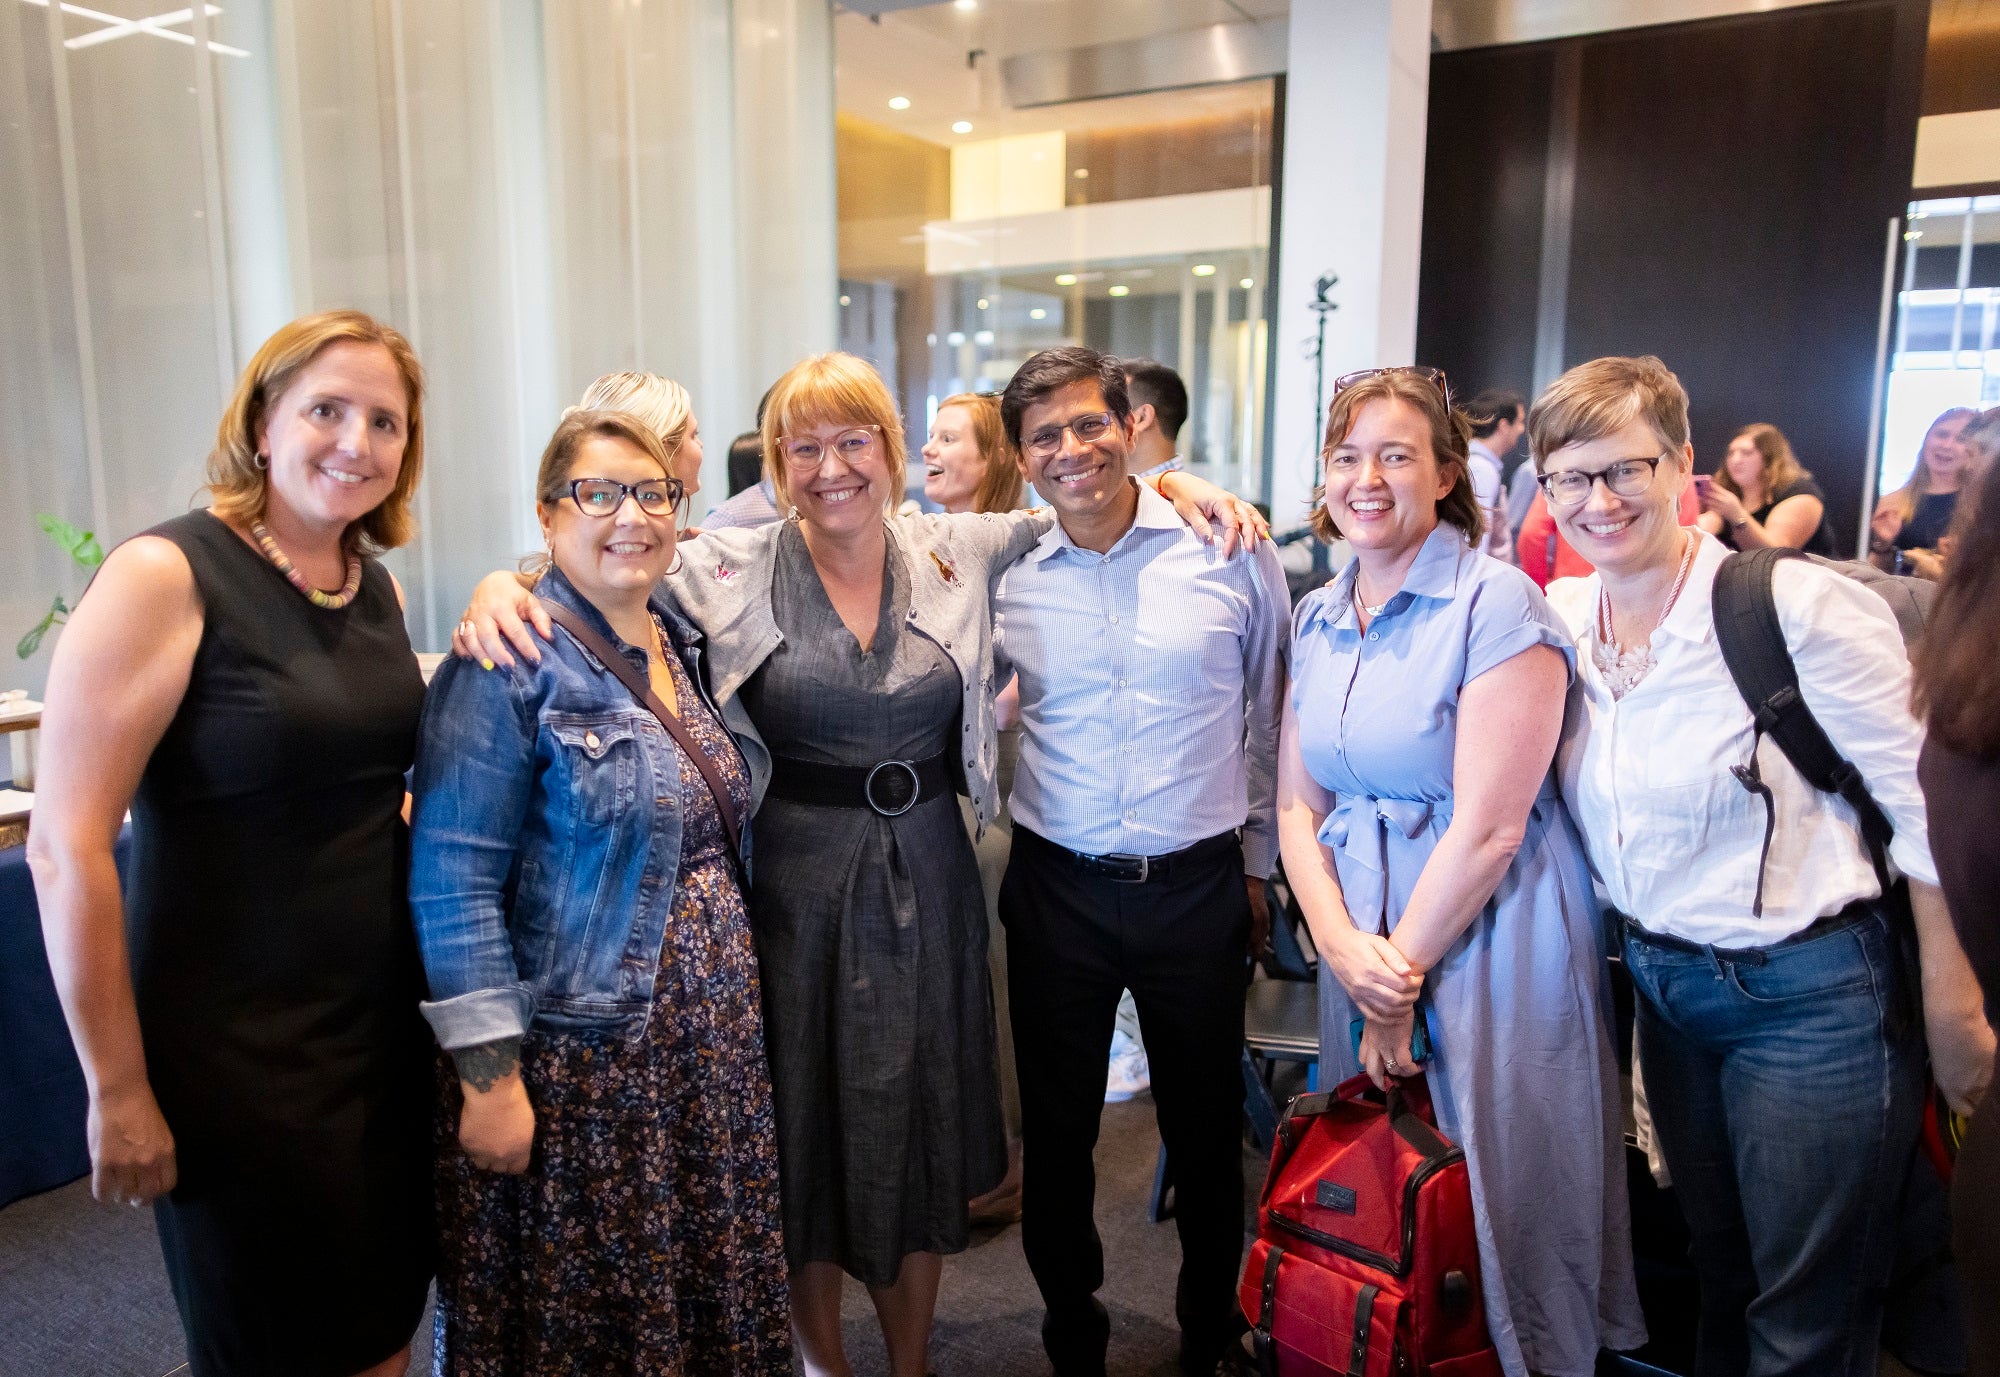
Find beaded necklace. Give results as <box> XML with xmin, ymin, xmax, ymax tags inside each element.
<box><xmin>1592</xmin><ymin>530</ymin><xmax>1697</xmax><ymax>700</ymax></box>
<box><xmin>251</xmin><ymin>520</ymin><xmax>363</xmax><ymax>610</ymax></box>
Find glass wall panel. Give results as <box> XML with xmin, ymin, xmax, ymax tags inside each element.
<box><xmin>1879</xmin><ymin>196</ymin><xmax>2000</xmax><ymax>498</ymax></box>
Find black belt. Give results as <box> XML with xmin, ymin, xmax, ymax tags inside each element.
<box><xmin>1023</xmin><ymin>827</ymin><xmax>1240</xmax><ymax>885</ymax></box>
<box><xmin>1613</xmin><ymin>896</ymin><xmax>1878</xmax><ymax>966</ymax></box>
<box><xmin>766</xmin><ymin>752</ymin><xmax>951</xmax><ymax>817</ymax></box>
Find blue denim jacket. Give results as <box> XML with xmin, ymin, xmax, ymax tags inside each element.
<box><xmin>408</xmin><ymin>567</ymin><xmax>741</xmax><ymax>1048</ymax></box>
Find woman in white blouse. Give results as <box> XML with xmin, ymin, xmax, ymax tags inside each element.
<box><xmin>1529</xmin><ymin>355</ymin><xmax>1992</xmax><ymax>1377</ymax></box>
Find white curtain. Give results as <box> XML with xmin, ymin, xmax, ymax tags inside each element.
<box><xmin>1</xmin><ymin>0</ymin><xmax>836</xmax><ymax>692</ymax></box>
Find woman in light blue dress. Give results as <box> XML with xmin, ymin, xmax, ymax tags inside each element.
<box><xmin>1275</xmin><ymin>368</ymin><xmax>1644</xmax><ymax>1377</ymax></box>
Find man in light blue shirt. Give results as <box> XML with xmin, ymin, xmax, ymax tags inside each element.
<box><xmin>994</xmin><ymin>347</ymin><xmax>1288</xmax><ymax>1377</ymax></box>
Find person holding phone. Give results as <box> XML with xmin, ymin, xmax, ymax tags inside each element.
<box><xmin>1276</xmin><ymin>366</ymin><xmax>1643</xmax><ymax>1377</ymax></box>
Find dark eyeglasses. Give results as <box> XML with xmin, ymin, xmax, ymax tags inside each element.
<box><xmin>1022</xmin><ymin>410</ymin><xmax>1118</xmax><ymax>460</ymax></box>
<box><xmin>1538</xmin><ymin>456</ymin><xmax>1666</xmax><ymax>507</ymax></box>
<box><xmin>1331</xmin><ymin>366</ymin><xmax>1452</xmax><ymax>409</ymax></box>
<box><xmin>567</xmin><ymin>476</ymin><xmax>686</xmax><ymax>519</ymax></box>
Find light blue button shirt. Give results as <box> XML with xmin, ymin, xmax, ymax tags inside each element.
<box><xmin>993</xmin><ymin>480</ymin><xmax>1291</xmax><ymax>874</ymax></box>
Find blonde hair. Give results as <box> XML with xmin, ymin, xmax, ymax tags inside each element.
<box><xmin>1718</xmin><ymin>422</ymin><xmax>1807</xmax><ymax>504</ymax></box>
<box><xmin>1309</xmin><ymin>370</ymin><xmax>1483</xmax><ymax>545</ymax></box>
<box><xmin>576</xmin><ymin>372</ymin><xmax>694</xmax><ymax>462</ymax></box>
<box><xmin>1884</xmin><ymin>407</ymin><xmax>1980</xmax><ymax>523</ymax></box>
<box><xmin>939</xmin><ymin>392</ymin><xmax>1025</xmax><ymax>514</ymax></box>
<box><xmin>207</xmin><ymin>310</ymin><xmax>425</xmax><ymax>552</ymax></box>
<box><xmin>1528</xmin><ymin>354</ymin><xmax>1691</xmax><ymax>473</ymax></box>
<box><xmin>760</xmin><ymin>353</ymin><xmax>908</xmax><ymax>513</ymax></box>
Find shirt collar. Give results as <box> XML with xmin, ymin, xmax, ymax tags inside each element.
<box><xmin>1654</xmin><ymin>529</ymin><xmax>1727</xmax><ymax>645</ymax></box>
<box><xmin>1025</xmin><ymin>476</ymin><xmax>1170</xmax><ymax>564</ymax></box>
<box><xmin>1301</xmin><ymin>523</ymin><xmax>1469</xmax><ymax>634</ymax></box>
<box><xmin>1468</xmin><ymin>438</ymin><xmax>1497</xmax><ymax>465</ymax></box>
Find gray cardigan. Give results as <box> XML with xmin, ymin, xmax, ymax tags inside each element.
<box><xmin>667</xmin><ymin>509</ymin><xmax>1052</xmax><ymax>836</ymax></box>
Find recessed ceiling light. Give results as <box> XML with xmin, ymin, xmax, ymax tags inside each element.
<box><xmin>1054</xmin><ymin>273</ymin><xmax>1077</xmax><ymax>286</ymax></box>
<box><xmin>838</xmin><ymin>294</ymin><xmax>851</xmax><ymax>306</ymax></box>
<box><xmin>1108</xmin><ymin>284</ymin><xmax>1130</xmax><ymax>297</ymax></box>
<box><xmin>947</xmin><ymin>331</ymin><xmax>966</xmax><ymax>346</ymax></box>
<box><xmin>1239</xmin><ymin>278</ymin><xmax>1255</xmax><ymax>290</ymax></box>
<box><xmin>952</xmin><ymin>120</ymin><xmax>974</xmax><ymax>134</ymax></box>
<box><xmin>1073</xmin><ymin>167</ymin><xmax>1089</xmax><ymax>179</ymax></box>
<box><xmin>1030</xmin><ymin>308</ymin><xmax>1047</xmax><ymax>320</ymax></box>
<box><xmin>954</xmin><ymin>0</ymin><xmax>977</xmax><ymax>10</ymax></box>
<box><xmin>1191</xmin><ymin>263</ymin><xmax>1217</xmax><ymax>277</ymax></box>
<box><xmin>888</xmin><ymin>96</ymin><xmax>911</xmax><ymax>111</ymax></box>
<box><xmin>976</xmin><ymin>298</ymin><xmax>989</xmax><ymax>310</ymax></box>
<box><xmin>974</xmin><ymin>329</ymin><xmax>995</xmax><ymax>344</ymax></box>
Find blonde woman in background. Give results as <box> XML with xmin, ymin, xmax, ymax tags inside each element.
<box><xmin>577</xmin><ymin>370</ymin><xmax>706</xmax><ymax>522</ymax></box>
<box><xmin>1871</xmin><ymin>406</ymin><xmax>1978</xmax><ymax>578</ymax></box>
<box><xmin>921</xmin><ymin>391</ymin><xmax>1028</xmax><ymax>1226</ymax></box>
<box><xmin>1696</xmin><ymin>422</ymin><xmax>1835</xmax><ymax>555</ymax></box>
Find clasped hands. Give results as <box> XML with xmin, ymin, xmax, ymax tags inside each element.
<box><xmin>1327</xmin><ymin>926</ymin><xmax>1426</xmax><ymax>1091</ymax></box>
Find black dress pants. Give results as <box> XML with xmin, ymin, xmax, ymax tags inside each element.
<box><xmin>1001</xmin><ymin>826</ymin><xmax>1250</xmax><ymax>1377</ymax></box>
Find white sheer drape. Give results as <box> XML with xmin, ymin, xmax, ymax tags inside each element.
<box><xmin>2</xmin><ymin>0</ymin><xmax>836</xmax><ymax>691</ymax></box>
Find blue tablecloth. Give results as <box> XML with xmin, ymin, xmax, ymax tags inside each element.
<box><xmin>0</xmin><ymin>828</ymin><xmax>128</xmax><ymax>1207</ymax></box>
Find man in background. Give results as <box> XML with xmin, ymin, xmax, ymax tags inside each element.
<box><xmin>1463</xmin><ymin>388</ymin><xmax>1525</xmax><ymax>562</ymax></box>
<box><xmin>1123</xmin><ymin>358</ymin><xmax>1190</xmax><ymax>478</ymax></box>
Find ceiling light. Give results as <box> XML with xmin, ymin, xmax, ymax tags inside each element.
<box><xmin>838</xmin><ymin>294</ymin><xmax>851</xmax><ymax>307</ymax></box>
<box><xmin>1239</xmin><ymin>278</ymin><xmax>1255</xmax><ymax>290</ymax></box>
<box><xmin>1191</xmin><ymin>264</ymin><xmax>1217</xmax><ymax>277</ymax></box>
<box><xmin>1108</xmin><ymin>284</ymin><xmax>1130</xmax><ymax>298</ymax></box>
<box><xmin>1073</xmin><ymin>168</ymin><xmax>1089</xmax><ymax>179</ymax></box>
<box><xmin>1054</xmin><ymin>273</ymin><xmax>1077</xmax><ymax>287</ymax></box>
<box><xmin>952</xmin><ymin>120</ymin><xmax>974</xmax><ymax>134</ymax></box>
<box><xmin>888</xmin><ymin>96</ymin><xmax>911</xmax><ymax>111</ymax></box>
<box><xmin>1030</xmin><ymin>308</ymin><xmax>1047</xmax><ymax>320</ymax></box>
<box><xmin>947</xmin><ymin>331</ymin><xmax>966</xmax><ymax>346</ymax></box>
<box><xmin>974</xmin><ymin>329</ymin><xmax>995</xmax><ymax>345</ymax></box>
<box><xmin>976</xmin><ymin>298</ymin><xmax>989</xmax><ymax>310</ymax></box>
<box><xmin>955</xmin><ymin>0</ymin><xmax>978</xmax><ymax>9</ymax></box>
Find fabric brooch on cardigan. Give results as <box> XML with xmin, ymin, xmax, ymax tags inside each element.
<box><xmin>712</xmin><ymin>561</ymin><xmax>739</xmax><ymax>583</ymax></box>
<box><xmin>928</xmin><ymin>551</ymin><xmax>960</xmax><ymax>586</ymax></box>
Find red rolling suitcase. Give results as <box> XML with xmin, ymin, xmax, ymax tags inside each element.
<box><xmin>1240</xmin><ymin>1073</ymin><xmax>1503</xmax><ymax>1377</ymax></box>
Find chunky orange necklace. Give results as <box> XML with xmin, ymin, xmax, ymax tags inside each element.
<box><xmin>251</xmin><ymin>520</ymin><xmax>363</xmax><ymax>610</ymax></box>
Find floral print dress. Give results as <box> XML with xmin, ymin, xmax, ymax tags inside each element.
<box><xmin>431</xmin><ymin>630</ymin><xmax>790</xmax><ymax>1376</ymax></box>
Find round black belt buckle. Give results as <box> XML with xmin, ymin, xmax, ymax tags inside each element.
<box><xmin>864</xmin><ymin>759</ymin><xmax>921</xmax><ymax>816</ymax></box>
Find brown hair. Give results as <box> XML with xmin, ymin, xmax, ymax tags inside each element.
<box><xmin>1717</xmin><ymin>423</ymin><xmax>1808</xmax><ymax>503</ymax></box>
<box><xmin>1309</xmin><ymin>370</ymin><xmax>1483</xmax><ymax>545</ymax></box>
<box><xmin>1527</xmin><ymin>354</ymin><xmax>1691</xmax><ymax>472</ymax></box>
<box><xmin>534</xmin><ymin>409</ymin><xmax>674</xmax><ymax>507</ymax></box>
<box><xmin>1885</xmin><ymin>407</ymin><xmax>1981</xmax><ymax>523</ymax></box>
<box><xmin>1000</xmin><ymin>346</ymin><xmax>1131</xmax><ymax>449</ymax></box>
<box><xmin>760</xmin><ymin>353</ymin><xmax>908</xmax><ymax>514</ymax></box>
<box><xmin>207</xmin><ymin>309</ymin><xmax>425</xmax><ymax>552</ymax></box>
<box><xmin>1913</xmin><ymin>408</ymin><xmax>2000</xmax><ymax>753</ymax></box>
<box><xmin>938</xmin><ymin>392</ymin><xmax>1025</xmax><ymax>513</ymax></box>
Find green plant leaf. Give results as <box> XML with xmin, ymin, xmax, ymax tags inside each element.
<box><xmin>36</xmin><ymin>512</ymin><xmax>104</xmax><ymax>567</ymax></box>
<box><xmin>16</xmin><ymin>610</ymin><xmax>55</xmax><ymax>660</ymax></box>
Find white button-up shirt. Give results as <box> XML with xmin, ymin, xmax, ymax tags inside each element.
<box><xmin>1467</xmin><ymin>438</ymin><xmax>1513</xmax><ymax>563</ymax></box>
<box><xmin>1547</xmin><ymin>533</ymin><xmax>1937</xmax><ymax>948</ymax></box>
<box><xmin>994</xmin><ymin>480</ymin><xmax>1291</xmax><ymax>874</ymax></box>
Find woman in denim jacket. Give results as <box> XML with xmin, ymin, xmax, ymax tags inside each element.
<box><xmin>409</xmin><ymin>409</ymin><xmax>789</xmax><ymax>1373</ymax></box>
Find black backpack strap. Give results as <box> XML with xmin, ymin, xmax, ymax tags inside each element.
<box><xmin>1711</xmin><ymin>549</ymin><xmax>1897</xmax><ymax>913</ymax></box>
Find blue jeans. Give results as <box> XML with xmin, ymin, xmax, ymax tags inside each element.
<box><xmin>1622</xmin><ymin>909</ymin><xmax>1924</xmax><ymax>1377</ymax></box>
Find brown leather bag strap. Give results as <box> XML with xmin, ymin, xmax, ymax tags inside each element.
<box><xmin>537</xmin><ymin>599</ymin><xmax>743</xmax><ymax>860</ymax></box>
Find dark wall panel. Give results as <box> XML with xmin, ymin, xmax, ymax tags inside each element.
<box><xmin>1562</xmin><ymin>4</ymin><xmax>1899</xmax><ymax>547</ymax></box>
<box><xmin>1415</xmin><ymin>43</ymin><xmax>1554</xmax><ymax>402</ymax></box>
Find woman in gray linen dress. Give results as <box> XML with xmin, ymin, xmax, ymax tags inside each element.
<box><xmin>741</xmin><ymin>520</ymin><xmax>1002</xmax><ymax>1280</ymax></box>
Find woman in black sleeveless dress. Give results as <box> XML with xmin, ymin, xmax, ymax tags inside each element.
<box><xmin>29</xmin><ymin>311</ymin><xmax>435</xmax><ymax>1377</ymax></box>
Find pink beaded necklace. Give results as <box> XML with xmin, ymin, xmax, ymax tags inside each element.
<box><xmin>1593</xmin><ymin>530</ymin><xmax>1698</xmax><ymax>700</ymax></box>
<box><xmin>251</xmin><ymin>520</ymin><xmax>363</xmax><ymax>610</ymax></box>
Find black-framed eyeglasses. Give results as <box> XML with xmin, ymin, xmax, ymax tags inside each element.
<box><xmin>1331</xmin><ymin>366</ymin><xmax>1452</xmax><ymax>409</ymax></box>
<box><xmin>567</xmin><ymin>476</ymin><xmax>686</xmax><ymax>519</ymax></box>
<box><xmin>1022</xmin><ymin>410</ymin><xmax>1118</xmax><ymax>460</ymax></box>
<box><xmin>1538</xmin><ymin>456</ymin><xmax>1666</xmax><ymax>507</ymax></box>
<box><xmin>779</xmin><ymin>424</ymin><xmax>882</xmax><ymax>469</ymax></box>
